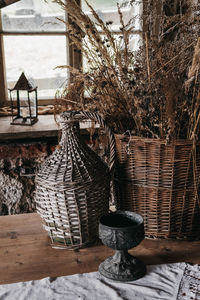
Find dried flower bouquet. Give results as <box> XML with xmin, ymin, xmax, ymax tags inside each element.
<box><xmin>53</xmin><ymin>0</ymin><xmax>200</xmax><ymax>142</ymax></box>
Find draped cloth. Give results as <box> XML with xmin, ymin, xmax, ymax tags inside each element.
<box><xmin>0</xmin><ymin>263</ymin><xmax>199</xmax><ymax>300</ymax></box>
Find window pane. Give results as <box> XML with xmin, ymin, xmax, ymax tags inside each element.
<box><xmin>83</xmin><ymin>33</ymin><xmax>141</xmax><ymax>72</ymax></box>
<box><xmin>129</xmin><ymin>34</ymin><xmax>141</xmax><ymax>51</ymax></box>
<box><xmin>82</xmin><ymin>0</ymin><xmax>142</xmax><ymax>32</ymax></box>
<box><xmin>4</xmin><ymin>35</ymin><xmax>68</xmax><ymax>99</ymax></box>
<box><xmin>2</xmin><ymin>0</ymin><xmax>65</xmax><ymax>32</ymax></box>
<box><xmin>82</xmin><ymin>0</ymin><xmax>118</xmax><ymax>11</ymax></box>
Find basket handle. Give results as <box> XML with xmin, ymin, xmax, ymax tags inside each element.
<box><xmin>80</xmin><ymin>111</ymin><xmax>116</xmax><ymax>173</ymax></box>
<box><xmin>60</xmin><ymin>111</ymin><xmax>115</xmax><ymax>173</ymax></box>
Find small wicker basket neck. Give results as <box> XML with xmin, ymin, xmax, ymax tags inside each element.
<box><xmin>58</xmin><ymin>112</ymin><xmax>84</xmax><ymax>150</ymax></box>
<box><xmin>59</xmin><ymin>122</ymin><xmax>80</xmax><ymax>147</ymax></box>
<box><xmin>57</xmin><ymin>111</ymin><xmax>116</xmax><ymax>172</ymax></box>
<box><xmin>59</xmin><ymin>111</ymin><xmax>80</xmax><ymax>128</ymax></box>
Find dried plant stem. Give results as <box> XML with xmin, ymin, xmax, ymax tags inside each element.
<box><xmin>58</xmin><ymin>98</ymin><xmax>78</xmax><ymax>104</ymax></box>
<box><xmin>145</xmin><ymin>32</ymin><xmax>151</xmax><ymax>83</ymax></box>
<box><xmin>152</xmin><ymin>41</ymin><xmax>195</xmax><ymax>76</ymax></box>
<box><xmin>186</xmin><ymin>37</ymin><xmax>200</xmax><ymax>87</ymax></box>
<box><xmin>187</xmin><ymin>38</ymin><xmax>200</xmax><ymax>140</ymax></box>
<box><xmin>85</xmin><ymin>0</ymin><xmax>117</xmax><ymax>52</ymax></box>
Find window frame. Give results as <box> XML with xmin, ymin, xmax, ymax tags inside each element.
<box><xmin>0</xmin><ymin>1</ymin><xmax>72</xmax><ymax>107</ymax></box>
<box><xmin>0</xmin><ymin>0</ymin><xmax>143</xmax><ymax>108</ymax></box>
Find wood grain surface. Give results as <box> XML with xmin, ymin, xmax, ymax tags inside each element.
<box><xmin>0</xmin><ymin>213</ymin><xmax>200</xmax><ymax>284</ymax></box>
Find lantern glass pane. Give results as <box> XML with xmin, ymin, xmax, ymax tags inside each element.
<box><xmin>29</xmin><ymin>91</ymin><xmax>37</xmax><ymax>117</ymax></box>
<box><xmin>4</xmin><ymin>35</ymin><xmax>68</xmax><ymax>99</ymax></box>
<box><xmin>9</xmin><ymin>89</ymin><xmax>17</xmax><ymax>102</ymax></box>
<box><xmin>18</xmin><ymin>93</ymin><xmax>29</xmax><ymax>118</ymax></box>
<box><xmin>2</xmin><ymin>0</ymin><xmax>65</xmax><ymax>32</ymax></box>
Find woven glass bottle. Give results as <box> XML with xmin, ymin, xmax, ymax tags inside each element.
<box><xmin>35</xmin><ymin>111</ymin><xmax>115</xmax><ymax>249</ymax></box>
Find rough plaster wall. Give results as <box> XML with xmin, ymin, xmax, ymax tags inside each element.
<box><xmin>0</xmin><ymin>140</ymin><xmax>57</xmax><ymax>216</ymax></box>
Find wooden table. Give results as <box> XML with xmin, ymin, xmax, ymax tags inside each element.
<box><xmin>1</xmin><ymin>213</ymin><xmax>200</xmax><ymax>285</ymax></box>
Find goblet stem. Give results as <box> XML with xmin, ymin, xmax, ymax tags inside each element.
<box><xmin>112</xmin><ymin>250</ymin><xmax>132</xmax><ymax>264</ymax></box>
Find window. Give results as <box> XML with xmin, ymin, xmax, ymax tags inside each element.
<box><xmin>82</xmin><ymin>0</ymin><xmax>142</xmax><ymax>50</ymax></box>
<box><xmin>0</xmin><ymin>0</ymin><xmax>69</xmax><ymax>106</ymax></box>
<box><xmin>0</xmin><ymin>0</ymin><xmax>142</xmax><ymax>107</ymax></box>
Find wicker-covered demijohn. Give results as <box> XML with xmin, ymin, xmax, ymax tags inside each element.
<box><xmin>115</xmin><ymin>135</ymin><xmax>200</xmax><ymax>240</ymax></box>
<box><xmin>35</xmin><ymin>111</ymin><xmax>115</xmax><ymax>249</ymax></box>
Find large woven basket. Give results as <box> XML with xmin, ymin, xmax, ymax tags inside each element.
<box><xmin>35</xmin><ymin>111</ymin><xmax>115</xmax><ymax>249</ymax></box>
<box><xmin>115</xmin><ymin>135</ymin><xmax>200</xmax><ymax>240</ymax></box>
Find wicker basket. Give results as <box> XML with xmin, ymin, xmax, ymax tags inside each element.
<box><xmin>35</xmin><ymin>111</ymin><xmax>115</xmax><ymax>249</ymax></box>
<box><xmin>115</xmin><ymin>134</ymin><xmax>200</xmax><ymax>239</ymax></box>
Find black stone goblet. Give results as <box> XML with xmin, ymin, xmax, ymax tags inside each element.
<box><xmin>99</xmin><ymin>210</ymin><xmax>146</xmax><ymax>281</ymax></box>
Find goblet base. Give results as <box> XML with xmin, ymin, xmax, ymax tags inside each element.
<box><xmin>99</xmin><ymin>250</ymin><xmax>146</xmax><ymax>281</ymax></box>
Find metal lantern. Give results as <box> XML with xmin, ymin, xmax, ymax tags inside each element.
<box><xmin>9</xmin><ymin>72</ymin><xmax>38</xmax><ymax>126</ymax></box>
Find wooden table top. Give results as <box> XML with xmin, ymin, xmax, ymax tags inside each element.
<box><xmin>0</xmin><ymin>213</ymin><xmax>200</xmax><ymax>284</ymax></box>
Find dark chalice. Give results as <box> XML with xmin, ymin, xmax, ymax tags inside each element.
<box><xmin>99</xmin><ymin>210</ymin><xmax>146</xmax><ymax>281</ymax></box>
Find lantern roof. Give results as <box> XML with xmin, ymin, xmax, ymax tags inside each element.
<box><xmin>10</xmin><ymin>72</ymin><xmax>37</xmax><ymax>91</ymax></box>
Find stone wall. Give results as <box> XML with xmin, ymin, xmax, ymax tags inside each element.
<box><xmin>0</xmin><ymin>138</ymin><xmax>57</xmax><ymax>215</ymax></box>
<box><xmin>0</xmin><ymin>132</ymin><xmax>103</xmax><ymax>216</ymax></box>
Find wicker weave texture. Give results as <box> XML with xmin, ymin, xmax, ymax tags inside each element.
<box><xmin>35</xmin><ymin>112</ymin><xmax>115</xmax><ymax>249</ymax></box>
<box><xmin>115</xmin><ymin>135</ymin><xmax>200</xmax><ymax>239</ymax></box>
